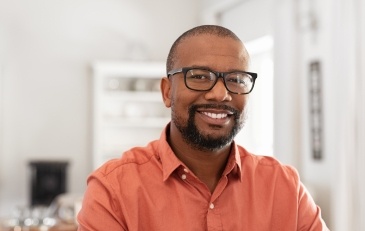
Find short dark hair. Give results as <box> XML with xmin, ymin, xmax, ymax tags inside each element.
<box><xmin>166</xmin><ymin>25</ymin><xmax>242</xmax><ymax>74</ymax></box>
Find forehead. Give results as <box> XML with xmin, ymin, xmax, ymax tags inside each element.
<box><xmin>174</xmin><ymin>34</ymin><xmax>249</xmax><ymax>71</ymax></box>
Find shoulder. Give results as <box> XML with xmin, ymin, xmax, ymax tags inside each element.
<box><xmin>91</xmin><ymin>140</ymin><xmax>160</xmax><ymax>180</ymax></box>
<box><xmin>237</xmin><ymin>146</ymin><xmax>300</xmax><ymax>186</ymax></box>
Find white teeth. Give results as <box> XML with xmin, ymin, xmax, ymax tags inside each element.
<box><xmin>202</xmin><ymin>112</ymin><xmax>228</xmax><ymax>119</ymax></box>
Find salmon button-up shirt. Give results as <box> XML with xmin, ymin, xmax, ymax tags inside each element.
<box><xmin>77</xmin><ymin>126</ymin><xmax>329</xmax><ymax>231</ymax></box>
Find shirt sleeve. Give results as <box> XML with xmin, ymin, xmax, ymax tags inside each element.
<box><xmin>287</xmin><ymin>166</ymin><xmax>330</xmax><ymax>231</ymax></box>
<box><xmin>77</xmin><ymin>172</ymin><xmax>127</xmax><ymax>231</ymax></box>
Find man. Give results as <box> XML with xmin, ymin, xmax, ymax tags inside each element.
<box><xmin>77</xmin><ymin>25</ymin><xmax>329</xmax><ymax>230</ymax></box>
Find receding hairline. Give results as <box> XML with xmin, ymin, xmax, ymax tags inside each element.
<box><xmin>166</xmin><ymin>25</ymin><xmax>246</xmax><ymax>74</ymax></box>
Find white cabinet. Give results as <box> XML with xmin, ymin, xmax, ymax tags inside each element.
<box><xmin>92</xmin><ymin>61</ymin><xmax>170</xmax><ymax>169</ymax></box>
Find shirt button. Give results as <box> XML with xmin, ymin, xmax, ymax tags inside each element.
<box><xmin>183</xmin><ymin>168</ymin><xmax>189</xmax><ymax>173</ymax></box>
<box><xmin>181</xmin><ymin>174</ymin><xmax>187</xmax><ymax>180</ymax></box>
<box><xmin>209</xmin><ymin>203</ymin><xmax>215</xmax><ymax>209</ymax></box>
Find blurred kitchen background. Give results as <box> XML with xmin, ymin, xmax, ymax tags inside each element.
<box><xmin>0</xmin><ymin>0</ymin><xmax>364</xmax><ymax>230</ymax></box>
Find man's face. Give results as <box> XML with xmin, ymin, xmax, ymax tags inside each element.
<box><xmin>162</xmin><ymin>34</ymin><xmax>250</xmax><ymax>151</ymax></box>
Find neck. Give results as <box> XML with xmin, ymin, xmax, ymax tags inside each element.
<box><xmin>168</xmin><ymin>130</ymin><xmax>232</xmax><ymax>193</ymax></box>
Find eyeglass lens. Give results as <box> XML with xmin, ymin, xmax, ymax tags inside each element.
<box><xmin>185</xmin><ymin>69</ymin><xmax>254</xmax><ymax>94</ymax></box>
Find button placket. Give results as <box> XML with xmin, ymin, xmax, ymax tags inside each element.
<box><xmin>207</xmin><ymin>200</ymin><xmax>222</xmax><ymax>230</ymax></box>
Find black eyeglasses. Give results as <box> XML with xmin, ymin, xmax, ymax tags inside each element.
<box><xmin>167</xmin><ymin>67</ymin><xmax>257</xmax><ymax>95</ymax></box>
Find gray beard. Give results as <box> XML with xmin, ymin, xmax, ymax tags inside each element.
<box><xmin>171</xmin><ymin>103</ymin><xmax>246</xmax><ymax>152</ymax></box>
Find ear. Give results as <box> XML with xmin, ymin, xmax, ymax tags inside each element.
<box><xmin>160</xmin><ymin>77</ymin><xmax>172</xmax><ymax>108</ymax></box>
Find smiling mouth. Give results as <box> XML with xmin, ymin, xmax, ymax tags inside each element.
<box><xmin>190</xmin><ymin>104</ymin><xmax>237</xmax><ymax>124</ymax></box>
<box><xmin>201</xmin><ymin>112</ymin><xmax>229</xmax><ymax>119</ymax></box>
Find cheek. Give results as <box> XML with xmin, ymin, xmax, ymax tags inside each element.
<box><xmin>232</xmin><ymin>99</ymin><xmax>249</xmax><ymax>126</ymax></box>
<box><xmin>170</xmin><ymin>81</ymin><xmax>192</xmax><ymax>105</ymax></box>
<box><xmin>170</xmin><ymin>91</ymin><xmax>199</xmax><ymax>119</ymax></box>
<box><xmin>242</xmin><ymin>98</ymin><xmax>250</xmax><ymax>115</ymax></box>
<box><xmin>235</xmin><ymin>96</ymin><xmax>249</xmax><ymax>113</ymax></box>
<box><xmin>170</xmin><ymin>92</ymin><xmax>187</xmax><ymax>111</ymax></box>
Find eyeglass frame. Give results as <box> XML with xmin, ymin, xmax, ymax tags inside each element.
<box><xmin>167</xmin><ymin>67</ymin><xmax>258</xmax><ymax>95</ymax></box>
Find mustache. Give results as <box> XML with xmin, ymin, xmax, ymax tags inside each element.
<box><xmin>189</xmin><ymin>104</ymin><xmax>239</xmax><ymax>116</ymax></box>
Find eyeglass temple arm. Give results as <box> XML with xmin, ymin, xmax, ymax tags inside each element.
<box><xmin>167</xmin><ymin>68</ymin><xmax>183</xmax><ymax>77</ymax></box>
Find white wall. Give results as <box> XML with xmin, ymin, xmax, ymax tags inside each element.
<box><xmin>219</xmin><ymin>0</ymin><xmax>273</xmax><ymax>42</ymax></box>
<box><xmin>0</xmin><ymin>0</ymin><xmax>199</xmax><ymax>217</ymax></box>
<box><xmin>274</xmin><ymin>0</ymin><xmax>365</xmax><ymax>229</ymax></box>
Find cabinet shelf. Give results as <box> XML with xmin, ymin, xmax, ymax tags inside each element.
<box><xmin>103</xmin><ymin>91</ymin><xmax>163</xmax><ymax>102</ymax></box>
<box><xmin>103</xmin><ymin>117</ymin><xmax>170</xmax><ymax>128</ymax></box>
<box><xmin>92</xmin><ymin>61</ymin><xmax>167</xmax><ymax>169</ymax></box>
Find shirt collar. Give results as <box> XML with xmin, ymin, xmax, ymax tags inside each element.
<box><xmin>224</xmin><ymin>141</ymin><xmax>243</xmax><ymax>181</ymax></box>
<box><xmin>157</xmin><ymin>124</ymin><xmax>185</xmax><ymax>181</ymax></box>
<box><xmin>157</xmin><ymin>123</ymin><xmax>242</xmax><ymax>182</ymax></box>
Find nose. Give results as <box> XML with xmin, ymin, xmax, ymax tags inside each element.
<box><xmin>204</xmin><ymin>78</ymin><xmax>232</xmax><ymax>102</ymax></box>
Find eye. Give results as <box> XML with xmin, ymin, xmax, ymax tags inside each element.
<box><xmin>227</xmin><ymin>77</ymin><xmax>243</xmax><ymax>84</ymax></box>
<box><xmin>187</xmin><ymin>69</ymin><xmax>214</xmax><ymax>81</ymax></box>
<box><xmin>226</xmin><ymin>73</ymin><xmax>252</xmax><ymax>85</ymax></box>
<box><xmin>238</xmin><ymin>78</ymin><xmax>249</xmax><ymax>85</ymax></box>
<box><xmin>227</xmin><ymin>76</ymin><xmax>244</xmax><ymax>84</ymax></box>
<box><xmin>191</xmin><ymin>74</ymin><xmax>209</xmax><ymax>80</ymax></box>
